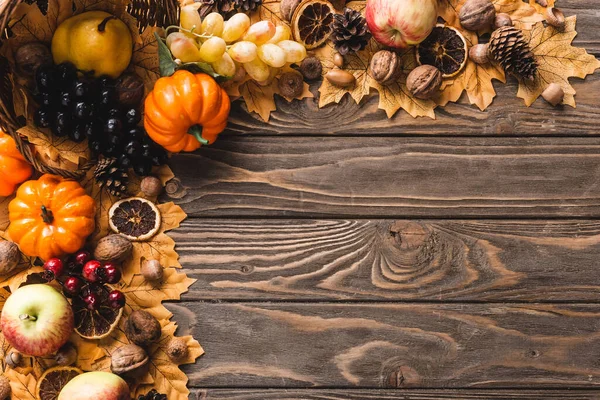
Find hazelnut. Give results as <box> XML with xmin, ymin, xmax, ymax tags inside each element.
<box><xmin>0</xmin><ymin>375</ymin><xmax>9</xmax><ymax>400</ymax></box>
<box><xmin>141</xmin><ymin>259</ymin><xmax>164</xmax><ymax>282</ymax></box>
<box><xmin>299</xmin><ymin>57</ymin><xmax>322</xmax><ymax>81</ymax></box>
<box><xmin>542</xmin><ymin>83</ymin><xmax>564</xmax><ymax>106</ymax></box>
<box><xmin>0</xmin><ymin>241</ymin><xmax>20</xmax><ymax>275</ymax></box>
<box><xmin>406</xmin><ymin>65</ymin><xmax>442</xmax><ymax>100</ymax></box>
<box><xmin>14</xmin><ymin>42</ymin><xmax>52</xmax><ymax>77</ymax></box>
<box><xmin>115</xmin><ymin>73</ymin><xmax>145</xmax><ymax>108</ymax></box>
<box><xmin>370</xmin><ymin>50</ymin><xmax>403</xmax><ymax>86</ymax></box>
<box><xmin>469</xmin><ymin>44</ymin><xmax>490</xmax><ymax>64</ymax></box>
<box><xmin>459</xmin><ymin>0</ymin><xmax>496</xmax><ymax>31</ymax></box>
<box><xmin>280</xmin><ymin>0</ymin><xmax>301</xmax><ymax>22</ymax></box>
<box><xmin>494</xmin><ymin>13</ymin><xmax>513</xmax><ymax>29</ymax></box>
<box><xmin>166</xmin><ymin>337</ymin><xmax>189</xmax><ymax>363</ymax></box>
<box><xmin>55</xmin><ymin>343</ymin><xmax>77</xmax><ymax>366</ymax></box>
<box><xmin>93</xmin><ymin>234</ymin><xmax>133</xmax><ymax>263</ymax></box>
<box><xmin>125</xmin><ymin>310</ymin><xmax>162</xmax><ymax>346</ymax></box>
<box><xmin>111</xmin><ymin>344</ymin><xmax>149</xmax><ymax>376</ymax></box>
<box><xmin>278</xmin><ymin>71</ymin><xmax>304</xmax><ymax>98</ymax></box>
<box><xmin>333</xmin><ymin>53</ymin><xmax>344</xmax><ymax>68</ymax></box>
<box><xmin>546</xmin><ymin>7</ymin><xmax>565</xmax><ymax>29</ymax></box>
<box><xmin>325</xmin><ymin>69</ymin><xmax>356</xmax><ymax>87</ymax></box>
<box><xmin>4</xmin><ymin>350</ymin><xmax>21</xmax><ymax>369</ymax></box>
<box><xmin>141</xmin><ymin>176</ymin><xmax>163</xmax><ymax>198</ymax></box>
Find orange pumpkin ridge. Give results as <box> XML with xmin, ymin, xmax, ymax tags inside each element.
<box><xmin>143</xmin><ymin>70</ymin><xmax>231</xmax><ymax>153</ymax></box>
<box><xmin>0</xmin><ymin>130</ymin><xmax>32</xmax><ymax>197</ymax></box>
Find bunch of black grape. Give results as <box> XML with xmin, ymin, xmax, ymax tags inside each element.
<box><xmin>33</xmin><ymin>62</ymin><xmax>167</xmax><ymax>177</ymax></box>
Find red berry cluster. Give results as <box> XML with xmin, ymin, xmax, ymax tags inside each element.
<box><xmin>43</xmin><ymin>250</ymin><xmax>126</xmax><ymax>311</ymax></box>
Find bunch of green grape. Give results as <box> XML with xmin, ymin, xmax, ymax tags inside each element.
<box><xmin>170</xmin><ymin>4</ymin><xmax>308</xmax><ymax>82</ymax></box>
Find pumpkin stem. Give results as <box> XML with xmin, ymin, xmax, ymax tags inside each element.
<box><xmin>98</xmin><ymin>16</ymin><xmax>117</xmax><ymax>32</ymax></box>
<box><xmin>189</xmin><ymin>125</ymin><xmax>209</xmax><ymax>145</ymax></box>
<box><xmin>40</xmin><ymin>205</ymin><xmax>54</xmax><ymax>224</ymax></box>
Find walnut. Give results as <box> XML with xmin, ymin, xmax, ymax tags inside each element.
<box><xmin>370</xmin><ymin>50</ymin><xmax>403</xmax><ymax>86</ymax></box>
<box><xmin>459</xmin><ymin>0</ymin><xmax>496</xmax><ymax>31</ymax></box>
<box><xmin>406</xmin><ymin>65</ymin><xmax>442</xmax><ymax>100</ymax></box>
<box><xmin>93</xmin><ymin>234</ymin><xmax>133</xmax><ymax>263</ymax></box>
<box><xmin>166</xmin><ymin>337</ymin><xmax>189</xmax><ymax>362</ymax></box>
<box><xmin>111</xmin><ymin>344</ymin><xmax>149</xmax><ymax>376</ymax></box>
<box><xmin>125</xmin><ymin>310</ymin><xmax>162</xmax><ymax>346</ymax></box>
<box><xmin>0</xmin><ymin>241</ymin><xmax>20</xmax><ymax>276</ymax></box>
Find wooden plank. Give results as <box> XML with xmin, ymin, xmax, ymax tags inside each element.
<box><xmin>172</xmin><ymin>302</ymin><xmax>600</xmax><ymax>388</ymax></box>
<box><xmin>193</xmin><ymin>389</ymin><xmax>600</xmax><ymax>399</ymax></box>
<box><xmin>168</xmin><ymin>137</ymin><xmax>600</xmax><ymax>218</ymax></box>
<box><xmin>224</xmin><ymin>1</ymin><xmax>600</xmax><ymax>137</ymax></box>
<box><xmin>175</xmin><ymin>219</ymin><xmax>600</xmax><ymax>302</ymax></box>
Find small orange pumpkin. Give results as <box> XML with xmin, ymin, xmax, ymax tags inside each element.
<box><xmin>144</xmin><ymin>70</ymin><xmax>230</xmax><ymax>153</ymax></box>
<box><xmin>7</xmin><ymin>174</ymin><xmax>96</xmax><ymax>261</ymax></box>
<box><xmin>0</xmin><ymin>130</ymin><xmax>32</xmax><ymax>197</ymax></box>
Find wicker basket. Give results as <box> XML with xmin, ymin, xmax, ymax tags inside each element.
<box><xmin>0</xmin><ymin>0</ymin><xmax>179</xmax><ymax>178</ymax></box>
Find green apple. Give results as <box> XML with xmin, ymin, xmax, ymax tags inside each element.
<box><xmin>58</xmin><ymin>372</ymin><xmax>130</xmax><ymax>400</ymax></box>
<box><xmin>0</xmin><ymin>284</ymin><xmax>73</xmax><ymax>356</ymax></box>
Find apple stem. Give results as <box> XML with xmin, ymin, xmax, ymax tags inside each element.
<box><xmin>19</xmin><ymin>314</ymin><xmax>36</xmax><ymax>321</ymax></box>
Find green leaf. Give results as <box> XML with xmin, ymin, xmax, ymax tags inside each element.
<box><xmin>155</xmin><ymin>32</ymin><xmax>177</xmax><ymax>77</ymax></box>
<box><xmin>178</xmin><ymin>62</ymin><xmax>224</xmax><ymax>81</ymax></box>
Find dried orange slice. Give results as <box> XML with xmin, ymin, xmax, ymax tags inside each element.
<box><xmin>73</xmin><ymin>284</ymin><xmax>123</xmax><ymax>339</ymax></box>
<box><xmin>109</xmin><ymin>197</ymin><xmax>161</xmax><ymax>241</ymax></box>
<box><xmin>36</xmin><ymin>366</ymin><xmax>83</xmax><ymax>400</ymax></box>
<box><xmin>416</xmin><ymin>25</ymin><xmax>468</xmax><ymax>78</ymax></box>
<box><xmin>291</xmin><ymin>0</ymin><xmax>335</xmax><ymax>49</ymax></box>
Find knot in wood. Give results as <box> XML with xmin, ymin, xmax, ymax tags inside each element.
<box><xmin>387</xmin><ymin>221</ymin><xmax>430</xmax><ymax>250</ymax></box>
<box><xmin>165</xmin><ymin>178</ymin><xmax>187</xmax><ymax>199</ymax></box>
<box><xmin>385</xmin><ymin>365</ymin><xmax>421</xmax><ymax>388</ymax></box>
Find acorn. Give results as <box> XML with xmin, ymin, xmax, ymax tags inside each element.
<box><xmin>141</xmin><ymin>259</ymin><xmax>164</xmax><ymax>282</ymax></box>
<box><xmin>542</xmin><ymin>83</ymin><xmax>564</xmax><ymax>106</ymax></box>
<box><xmin>469</xmin><ymin>44</ymin><xmax>490</xmax><ymax>65</ymax></box>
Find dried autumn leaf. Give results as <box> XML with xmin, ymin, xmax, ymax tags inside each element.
<box><xmin>16</xmin><ymin>125</ymin><xmax>90</xmax><ymax>170</ymax></box>
<box><xmin>131</xmin><ymin>26</ymin><xmax>162</xmax><ymax>93</ymax></box>
<box><xmin>250</xmin><ymin>0</ymin><xmax>285</xmax><ymax>25</ymax></box>
<box><xmin>493</xmin><ymin>0</ymin><xmax>544</xmax><ymax>28</ymax></box>
<box><xmin>4</xmin><ymin>369</ymin><xmax>37</xmax><ymax>400</ymax></box>
<box><xmin>517</xmin><ymin>16</ymin><xmax>600</xmax><ymax>107</ymax></box>
<box><xmin>237</xmin><ymin>79</ymin><xmax>278</xmax><ymax>122</ymax></box>
<box><xmin>529</xmin><ymin>0</ymin><xmax>555</xmax><ymax>15</ymax></box>
<box><xmin>0</xmin><ymin>195</ymin><xmax>13</xmax><ymax>235</ymax></box>
<box><xmin>70</xmin><ymin>335</ymin><xmax>106</xmax><ymax>371</ymax></box>
<box><xmin>134</xmin><ymin>321</ymin><xmax>204</xmax><ymax>400</ymax></box>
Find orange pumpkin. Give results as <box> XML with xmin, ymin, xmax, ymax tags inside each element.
<box><xmin>0</xmin><ymin>130</ymin><xmax>32</xmax><ymax>197</ymax></box>
<box><xmin>144</xmin><ymin>70</ymin><xmax>230</xmax><ymax>153</ymax></box>
<box><xmin>7</xmin><ymin>174</ymin><xmax>96</xmax><ymax>261</ymax></box>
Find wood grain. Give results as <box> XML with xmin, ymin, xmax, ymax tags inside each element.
<box><xmin>172</xmin><ymin>302</ymin><xmax>600</xmax><ymax>388</ymax></box>
<box><xmin>193</xmin><ymin>389</ymin><xmax>600</xmax><ymax>399</ymax></box>
<box><xmin>174</xmin><ymin>219</ymin><xmax>600</xmax><ymax>301</ymax></box>
<box><xmin>168</xmin><ymin>137</ymin><xmax>600</xmax><ymax>218</ymax></box>
<box><xmin>223</xmin><ymin>0</ymin><xmax>600</xmax><ymax>136</ymax></box>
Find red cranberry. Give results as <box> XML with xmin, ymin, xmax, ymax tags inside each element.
<box><xmin>101</xmin><ymin>263</ymin><xmax>122</xmax><ymax>284</ymax></box>
<box><xmin>82</xmin><ymin>260</ymin><xmax>102</xmax><ymax>283</ymax></box>
<box><xmin>73</xmin><ymin>250</ymin><xmax>91</xmax><ymax>268</ymax></box>
<box><xmin>43</xmin><ymin>258</ymin><xmax>64</xmax><ymax>281</ymax></box>
<box><xmin>108</xmin><ymin>290</ymin><xmax>126</xmax><ymax>309</ymax></box>
<box><xmin>83</xmin><ymin>292</ymin><xmax>100</xmax><ymax>310</ymax></box>
<box><xmin>63</xmin><ymin>276</ymin><xmax>83</xmax><ymax>297</ymax></box>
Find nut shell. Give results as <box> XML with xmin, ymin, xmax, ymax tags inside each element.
<box><xmin>111</xmin><ymin>344</ymin><xmax>149</xmax><ymax>376</ymax></box>
<box><xmin>325</xmin><ymin>69</ymin><xmax>356</xmax><ymax>87</ymax></box>
<box><xmin>141</xmin><ymin>259</ymin><xmax>164</xmax><ymax>282</ymax></box>
<box><xmin>406</xmin><ymin>65</ymin><xmax>442</xmax><ymax>100</ymax></box>
<box><xmin>125</xmin><ymin>310</ymin><xmax>162</xmax><ymax>346</ymax></box>
<box><xmin>469</xmin><ymin>44</ymin><xmax>489</xmax><ymax>65</ymax></box>
<box><xmin>166</xmin><ymin>337</ymin><xmax>189</xmax><ymax>362</ymax></box>
<box><xmin>0</xmin><ymin>241</ymin><xmax>20</xmax><ymax>275</ymax></box>
<box><xmin>4</xmin><ymin>350</ymin><xmax>21</xmax><ymax>369</ymax></box>
<box><xmin>280</xmin><ymin>0</ymin><xmax>302</xmax><ymax>22</ymax></box>
<box><xmin>141</xmin><ymin>176</ymin><xmax>163</xmax><ymax>198</ymax></box>
<box><xmin>459</xmin><ymin>0</ymin><xmax>496</xmax><ymax>31</ymax></box>
<box><xmin>0</xmin><ymin>375</ymin><xmax>10</xmax><ymax>400</ymax></box>
<box><xmin>14</xmin><ymin>42</ymin><xmax>52</xmax><ymax>77</ymax></box>
<box><xmin>546</xmin><ymin>7</ymin><xmax>565</xmax><ymax>29</ymax></box>
<box><xmin>93</xmin><ymin>234</ymin><xmax>133</xmax><ymax>263</ymax></box>
<box><xmin>299</xmin><ymin>57</ymin><xmax>323</xmax><ymax>80</ymax></box>
<box><xmin>494</xmin><ymin>13</ymin><xmax>513</xmax><ymax>29</ymax></box>
<box><xmin>370</xmin><ymin>50</ymin><xmax>402</xmax><ymax>86</ymax></box>
<box><xmin>542</xmin><ymin>83</ymin><xmax>564</xmax><ymax>106</ymax></box>
<box><xmin>333</xmin><ymin>53</ymin><xmax>344</xmax><ymax>68</ymax></box>
<box><xmin>278</xmin><ymin>71</ymin><xmax>304</xmax><ymax>98</ymax></box>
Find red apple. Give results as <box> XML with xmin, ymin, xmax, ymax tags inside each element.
<box><xmin>58</xmin><ymin>371</ymin><xmax>129</xmax><ymax>400</ymax></box>
<box><xmin>0</xmin><ymin>284</ymin><xmax>74</xmax><ymax>356</ymax></box>
<box><xmin>365</xmin><ymin>0</ymin><xmax>438</xmax><ymax>49</ymax></box>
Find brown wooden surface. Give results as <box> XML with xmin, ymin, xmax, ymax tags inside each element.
<box><xmin>174</xmin><ymin>2</ymin><xmax>600</xmax><ymax>397</ymax></box>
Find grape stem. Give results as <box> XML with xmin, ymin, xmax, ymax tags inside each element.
<box><xmin>165</xmin><ymin>25</ymin><xmax>214</xmax><ymax>40</ymax></box>
<box><xmin>188</xmin><ymin>125</ymin><xmax>209</xmax><ymax>145</ymax></box>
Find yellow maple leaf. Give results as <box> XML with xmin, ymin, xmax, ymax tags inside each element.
<box><xmin>134</xmin><ymin>321</ymin><xmax>204</xmax><ymax>400</ymax></box>
<box><xmin>16</xmin><ymin>125</ymin><xmax>90</xmax><ymax>171</ymax></box>
<box><xmin>4</xmin><ymin>369</ymin><xmax>37</xmax><ymax>400</ymax></box>
<box><xmin>518</xmin><ymin>16</ymin><xmax>600</xmax><ymax>107</ymax></box>
<box><xmin>70</xmin><ymin>335</ymin><xmax>106</xmax><ymax>371</ymax></box>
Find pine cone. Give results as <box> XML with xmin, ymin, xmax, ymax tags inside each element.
<box><xmin>196</xmin><ymin>0</ymin><xmax>236</xmax><ymax>19</ymax></box>
<box><xmin>94</xmin><ymin>158</ymin><xmax>129</xmax><ymax>198</ymax></box>
<box><xmin>331</xmin><ymin>8</ymin><xmax>371</xmax><ymax>55</ymax></box>
<box><xmin>488</xmin><ymin>26</ymin><xmax>537</xmax><ymax>81</ymax></box>
<box><xmin>234</xmin><ymin>0</ymin><xmax>262</xmax><ymax>12</ymax></box>
<box><xmin>137</xmin><ymin>389</ymin><xmax>167</xmax><ymax>400</ymax></box>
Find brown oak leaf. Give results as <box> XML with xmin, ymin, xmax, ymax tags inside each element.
<box><xmin>518</xmin><ymin>16</ymin><xmax>600</xmax><ymax>107</ymax></box>
<box><xmin>250</xmin><ymin>0</ymin><xmax>285</xmax><ymax>25</ymax></box>
<box><xmin>131</xmin><ymin>25</ymin><xmax>162</xmax><ymax>93</ymax></box>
